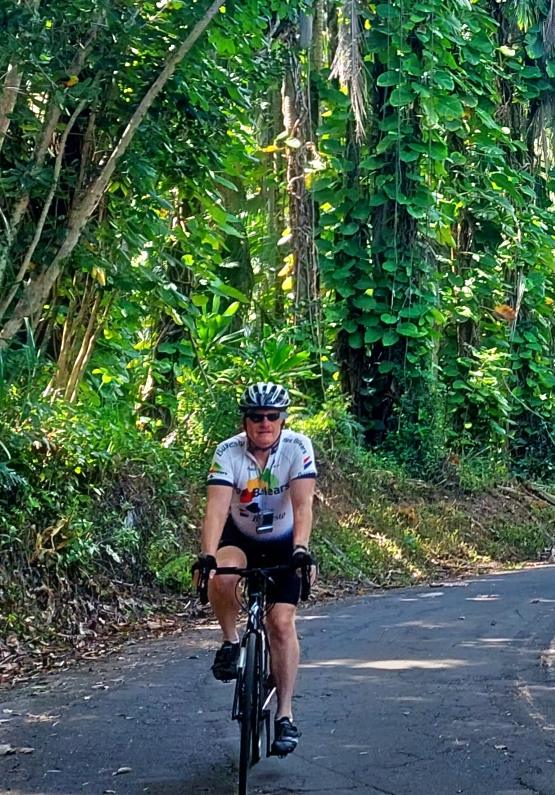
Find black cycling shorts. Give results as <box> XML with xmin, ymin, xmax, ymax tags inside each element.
<box><xmin>218</xmin><ymin>516</ymin><xmax>300</xmax><ymax>606</ymax></box>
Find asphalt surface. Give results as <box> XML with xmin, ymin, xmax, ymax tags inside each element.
<box><xmin>1</xmin><ymin>565</ymin><xmax>555</xmax><ymax>795</ymax></box>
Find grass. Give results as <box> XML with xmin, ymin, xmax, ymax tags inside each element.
<box><xmin>311</xmin><ymin>441</ymin><xmax>555</xmax><ymax>591</ymax></box>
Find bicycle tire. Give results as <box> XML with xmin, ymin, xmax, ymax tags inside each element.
<box><xmin>238</xmin><ymin>632</ymin><xmax>257</xmax><ymax>795</ymax></box>
<box><xmin>251</xmin><ymin>632</ymin><xmax>268</xmax><ymax>764</ymax></box>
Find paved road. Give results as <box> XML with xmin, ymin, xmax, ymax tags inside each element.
<box><xmin>1</xmin><ymin>565</ymin><xmax>555</xmax><ymax>795</ymax></box>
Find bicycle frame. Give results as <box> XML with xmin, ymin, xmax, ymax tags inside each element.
<box><xmin>212</xmin><ymin>566</ymin><xmax>290</xmax><ymax>761</ymax></box>
<box><xmin>230</xmin><ymin>569</ymin><xmax>276</xmax><ymax>757</ymax></box>
<box><xmin>198</xmin><ymin>562</ymin><xmax>308</xmax><ymax>795</ymax></box>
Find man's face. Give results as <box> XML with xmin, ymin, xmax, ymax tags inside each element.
<box><xmin>244</xmin><ymin>410</ymin><xmax>284</xmax><ymax>448</ymax></box>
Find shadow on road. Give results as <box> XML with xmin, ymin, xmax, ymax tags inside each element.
<box><xmin>143</xmin><ymin>763</ymin><xmax>238</xmax><ymax>795</ymax></box>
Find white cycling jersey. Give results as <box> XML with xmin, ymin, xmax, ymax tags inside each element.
<box><xmin>207</xmin><ymin>429</ymin><xmax>317</xmax><ymax>541</ymax></box>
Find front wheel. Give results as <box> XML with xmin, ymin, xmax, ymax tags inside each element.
<box><xmin>238</xmin><ymin>632</ymin><xmax>257</xmax><ymax>795</ymax></box>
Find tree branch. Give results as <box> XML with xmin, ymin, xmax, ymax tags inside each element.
<box><xmin>0</xmin><ymin>99</ymin><xmax>87</xmax><ymax>324</ymax></box>
<box><xmin>0</xmin><ymin>18</ymin><xmax>102</xmax><ymax>289</ymax></box>
<box><xmin>0</xmin><ymin>0</ymin><xmax>224</xmax><ymax>348</ymax></box>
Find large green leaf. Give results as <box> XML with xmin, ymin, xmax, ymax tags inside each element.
<box><xmin>377</xmin><ymin>71</ymin><xmax>400</xmax><ymax>87</ymax></box>
<box><xmin>382</xmin><ymin>330</ymin><xmax>400</xmax><ymax>347</ymax></box>
<box><xmin>389</xmin><ymin>85</ymin><xmax>414</xmax><ymax>107</ymax></box>
<box><xmin>396</xmin><ymin>322</ymin><xmax>421</xmax><ymax>337</ymax></box>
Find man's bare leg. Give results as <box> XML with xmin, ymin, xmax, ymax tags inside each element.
<box><xmin>208</xmin><ymin>545</ymin><xmax>246</xmax><ymax>642</ymax></box>
<box><xmin>266</xmin><ymin>603</ymin><xmax>299</xmax><ymax>719</ymax></box>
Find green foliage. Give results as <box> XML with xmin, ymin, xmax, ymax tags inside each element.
<box><xmin>488</xmin><ymin>521</ymin><xmax>552</xmax><ymax>561</ymax></box>
<box><xmin>155</xmin><ymin>552</ymin><xmax>196</xmax><ymax>591</ymax></box>
<box><xmin>455</xmin><ymin>453</ymin><xmax>509</xmax><ymax>493</ymax></box>
<box><xmin>2</xmin><ymin>0</ymin><xmax>552</xmax><ymax>475</ymax></box>
<box><xmin>294</xmin><ymin>390</ymin><xmax>366</xmax><ymax>458</ymax></box>
<box><xmin>241</xmin><ymin>334</ymin><xmax>315</xmax><ymax>384</ymax></box>
<box><xmin>175</xmin><ymin>378</ymin><xmax>240</xmax><ymax>480</ymax></box>
<box><xmin>316</xmin><ymin>0</ymin><xmax>555</xmax><ymax>465</ymax></box>
<box><xmin>382</xmin><ymin>373</ymin><xmax>448</xmax><ymax>479</ymax></box>
<box><xmin>0</xmin><ymin>382</ymin><xmax>190</xmax><ymax>581</ymax></box>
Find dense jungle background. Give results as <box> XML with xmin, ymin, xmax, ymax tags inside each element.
<box><xmin>1</xmin><ymin>0</ymin><xmax>555</xmax><ymax>685</ymax></box>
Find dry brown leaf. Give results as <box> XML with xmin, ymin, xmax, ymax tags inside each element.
<box><xmin>493</xmin><ymin>304</ymin><xmax>517</xmax><ymax>322</ymax></box>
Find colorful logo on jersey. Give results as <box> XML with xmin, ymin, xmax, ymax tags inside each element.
<box><xmin>208</xmin><ymin>460</ymin><xmax>225</xmax><ymax>475</ymax></box>
<box><xmin>239</xmin><ymin>470</ymin><xmax>280</xmax><ymax>503</ymax></box>
<box><xmin>303</xmin><ymin>456</ymin><xmax>313</xmax><ymax>470</ymax></box>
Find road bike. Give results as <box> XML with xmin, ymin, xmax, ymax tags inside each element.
<box><xmin>198</xmin><ymin>563</ymin><xmax>310</xmax><ymax>795</ymax></box>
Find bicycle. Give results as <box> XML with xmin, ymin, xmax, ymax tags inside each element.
<box><xmin>197</xmin><ymin>562</ymin><xmax>311</xmax><ymax>795</ymax></box>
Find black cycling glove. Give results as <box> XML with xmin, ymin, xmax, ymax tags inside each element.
<box><xmin>292</xmin><ymin>546</ymin><xmax>316</xmax><ymax>601</ymax></box>
<box><xmin>291</xmin><ymin>547</ymin><xmax>314</xmax><ymax>571</ymax></box>
<box><xmin>191</xmin><ymin>553</ymin><xmax>217</xmax><ymax>579</ymax></box>
<box><xmin>191</xmin><ymin>554</ymin><xmax>217</xmax><ymax>604</ymax></box>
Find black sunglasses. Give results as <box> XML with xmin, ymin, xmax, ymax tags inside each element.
<box><xmin>245</xmin><ymin>411</ymin><xmax>282</xmax><ymax>423</ymax></box>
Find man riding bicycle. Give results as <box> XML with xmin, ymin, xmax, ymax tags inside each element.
<box><xmin>193</xmin><ymin>382</ymin><xmax>317</xmax><ymax>756</ymax></box>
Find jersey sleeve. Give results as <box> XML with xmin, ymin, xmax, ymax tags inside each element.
<box><xmin>289</xmin><ymin>433</ymin><xmax>317</xmax><ymax>480</ymax></box>
<box><xmin>206</xmin><ymin>442</ymin><xmax>235</xmax><ymax>486</ymax></box>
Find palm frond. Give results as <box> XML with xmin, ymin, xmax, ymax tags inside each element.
<box><xmin>0</xmin><ymin>462</ymin><xmax>28</xmax><ymax>493</ymax></box>
<box><xmin>503</xmin><ymin>0</ymin><xmax>542</xmax><ymax>31</ymax></box>
<box><xmin>330</xmin><ymin>0</ymin><xmax>367</xmax><ymax>141</ymax></box>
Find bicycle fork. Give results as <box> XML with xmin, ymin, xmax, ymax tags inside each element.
<box><xmin>232</xmin><ymin>626</ymin><xmax>276</xmax><ymax>759</ymax></box>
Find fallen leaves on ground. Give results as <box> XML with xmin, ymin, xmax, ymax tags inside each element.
<box><xmin>1</xmin><ymin>582</ymin><xmax>195</xmax><ymax>690</ymax></box>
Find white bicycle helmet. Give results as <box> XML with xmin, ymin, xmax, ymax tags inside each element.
<box><xmin>239</xmin><ymin>382</ymin><xmax>291</xmax><ymax>411</ymax></box>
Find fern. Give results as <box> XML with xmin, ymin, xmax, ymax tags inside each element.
<box><xmin>0</xmin><ymin>462</ymin><xmax>27</xmax><ymax>493</ymax></box>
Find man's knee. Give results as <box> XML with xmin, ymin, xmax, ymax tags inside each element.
<box><xmin>267</xmin><ymin>607</ymin><xmax>297</xmax><ymax>643</ymax></box>
<box><xmin>208</xmin><ymin>545</ymin><xmax>246</xmax><ymax>601</ymax></box>
<box><xmin>208</xmin><ymin>572</ymin><xmax>240</xmax><ymax>601</ymax></box>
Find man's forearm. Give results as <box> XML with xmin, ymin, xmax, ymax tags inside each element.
<box><xmin>201</xmin><ymin>517</ymin><xmax>225</xmax><ymax>556</ymax></box>
<box><xmin>201</xmin><ymin>485</ymin><xmax>232</xmax><ymax>555</ymax></box>
<box><xmin>293</xmin><ymin>503</ymin><xmax>313</xmax><ymax>549</ymax></box>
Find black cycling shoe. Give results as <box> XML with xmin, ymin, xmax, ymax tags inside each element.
<box><xmin>211</xmin><ymin>641</ymin><xmax>240</xmax><ymax>681</ymax></box>
<box><xmin>271</xmin><ymin>717</ymin><xmax>299</xmax><ymax>757</ymax></box>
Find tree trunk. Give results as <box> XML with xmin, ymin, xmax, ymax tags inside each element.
<box><xmin>44</xmin><ymin>277</ymin><xmax>94</xmax><ymax>398</ymax></box>
<box><xmin>218</xmin><ymin>182</ymin><xmax>253</xmax><ymax>303</ymax></box>
<box><xmin>311</xmin><ymin>1</ymin><xmax>326</xmax><ymax>71</ymax></box>
<box><xmin>0</xmin><ymin>64</ymin><xmax>23</xmax><ymax>156</ymax></box>
<box><xmin>281</xmin><ymin>30</ymin><xmax>319</xmax><ymax>330</ymax></box>
<box><xmin>64</xmin><ymin>292</ymin><xmax>104</xmax><ymax>402</ymax></box>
